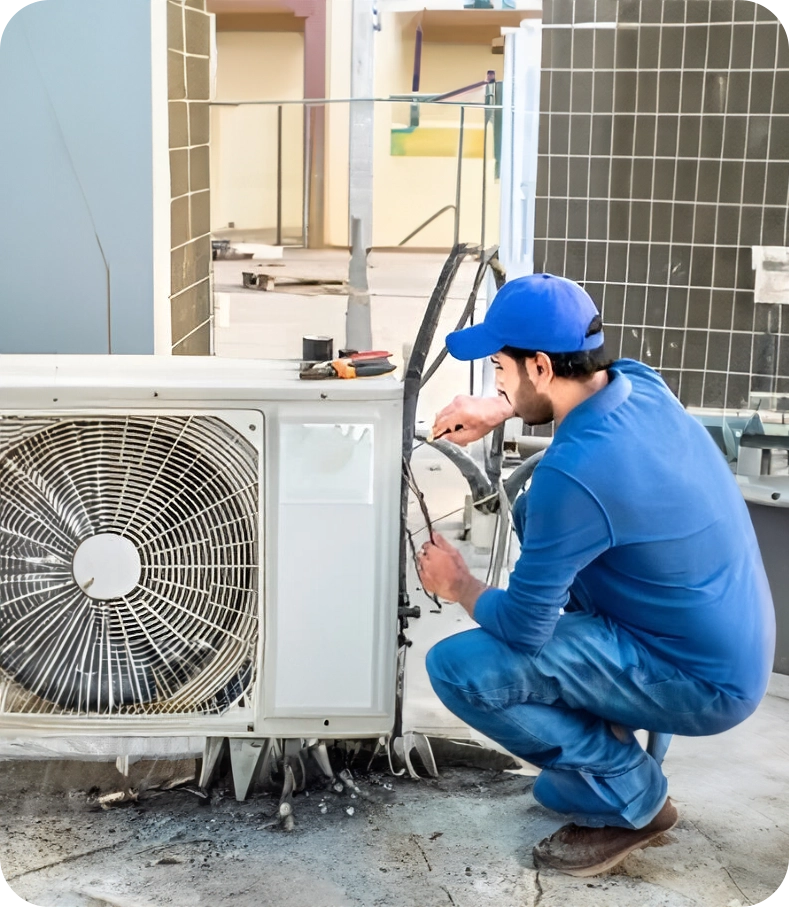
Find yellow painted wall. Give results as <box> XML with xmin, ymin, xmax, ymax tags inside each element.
<box><xmin>210</xmin><ymin>31</ymin><xmax>304</xmax><ymax>234</ymax></box>
<box><xmin>209</xmin><ymin>13</ymin><xmax>503</xmax><ymax>248</ymax></box>
<box><xmin>377</xmin><ymin>27</ymin><xmax>502</xmax><ymax>248</ymax></box>
<box><xmin>323</xmin><ymin>10</ymin><xmax>502</xmax><ymax>248</ymax></box>
<box><xmin>324</xmin><ymin>0</ymin><xmax>352</xmax><ymax>248</ymax></box>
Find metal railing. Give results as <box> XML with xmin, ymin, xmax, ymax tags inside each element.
<box><xmin>397</xmin><ymin>205</ymin><xmax>455</xmax><ymax>247</ymax></box>
<box><xmin>209</xmin><ymin>94</ymin><xmax>502</xmax><ymax>250</ymax></box>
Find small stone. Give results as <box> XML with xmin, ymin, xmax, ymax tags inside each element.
<box><xmin>346</xmin><ymin>807</ymin><xmax>355</xmax><ymax>816</ymax></box>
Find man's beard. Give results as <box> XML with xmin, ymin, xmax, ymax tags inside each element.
<box><xmin>522</xmin><ymin>405</ymin><xmax>553</xmax><ymax>426</ymax></box>
<box><xmin>514</xmin><ymin>381</ymin><xmax>553</xmax><ymax>426</ymax></box>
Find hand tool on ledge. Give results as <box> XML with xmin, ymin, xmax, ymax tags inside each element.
<box><xmin>299</xmin><ymin>350</ymin><xmax>397</xmax><ymax>380</ymax></box>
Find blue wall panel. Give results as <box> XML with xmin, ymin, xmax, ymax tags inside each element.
<box><xmin>0</xmin><ymin>0</ymin><xmax>155</xmax><ymax>353</ymax></box>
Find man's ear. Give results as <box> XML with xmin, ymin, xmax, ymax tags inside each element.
<box><xmin>532</xmin><ymin>351</ymin><xmax>554</xmax><ymax>383</ymax></box>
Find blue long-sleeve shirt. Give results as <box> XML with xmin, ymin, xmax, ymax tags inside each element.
<box><xmin>473</xmin><ymin>359</ymin><xmax>775</xmax><ymax>704</ymax></box>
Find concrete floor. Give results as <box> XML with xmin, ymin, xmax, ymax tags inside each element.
<box><xmin>2</xmin><ymin>248</ymin><xmax>789</xmax><ymax>906</ymax></box>
<box><xmin>211</xmin><ymin>247</ymin><xmax>488</xmax><ymax>416</ymax></box>
<box><xmin>3</xmin><ymin>692</ymin><xmax>789</xmax><ymax>907</ymax></box>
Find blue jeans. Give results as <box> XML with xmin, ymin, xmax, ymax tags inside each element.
<box><xmin>426</xmin><ymin>610</ymin><xmax>753</xmax><ymax>829</ymax></box>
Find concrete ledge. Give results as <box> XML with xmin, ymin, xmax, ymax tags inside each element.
<box><xmin>0</xmin><ymin>757</ymin><xmax>197</xmax><ymax>796</ymax></box>
<box><xmin>0</xmin><ymin>736</ymin><xmax>206</xmax><ymax>761</ymax></box>
<box><xmin>768</xmin><ymin>670</ymin><xmax>789</xmax><ymax>699</ymax></box>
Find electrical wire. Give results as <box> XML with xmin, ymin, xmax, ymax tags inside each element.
<box><xmin>409</xmin><ymin>505</ymin><xmax>465</xmax><ymax>538</ymax></box>
<box><xmin>402</xmin><ymin>458</ymin><xmax>442</xmax><ymax>610</ymax></box>
<box><xmin>404</xmin><ymin>526</ymin><xmax>441</xmax><ymax>612</ymax></box>
<box><xmin>403</xmin><ymin>457</ymin><xmax>435</xmax><ymax>541</ymax></box>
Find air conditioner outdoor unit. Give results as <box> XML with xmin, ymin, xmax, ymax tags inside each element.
<box><xmin>0</xmin><ymin>356</ymin><xmax>402</xmax><ymax>752</ymax></box>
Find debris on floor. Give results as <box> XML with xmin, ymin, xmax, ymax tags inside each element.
<box><xmin>241</xmin><ymin>268</ymin><xmax>346</xmax><ymax>293</ymax></box>
<box><xmin>1</xmin><ymin>746</ymin><xmax>787</xmax><ymax>907</ymax></box>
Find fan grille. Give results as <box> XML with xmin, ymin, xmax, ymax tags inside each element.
<box><xmin>0</xmin><ymin>414</ymin><xmax>259</xmax><ymax>717</ymax></box>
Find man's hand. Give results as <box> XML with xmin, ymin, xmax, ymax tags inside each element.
<box><xmin>430</xmin><ymin>395</ymin><xmax>514</xmax><ymax>447</ymax></box>
<box><xmin>416</xmin><ymin>533</ymin><xmax>488</xmax><ymax>617</ymax></box>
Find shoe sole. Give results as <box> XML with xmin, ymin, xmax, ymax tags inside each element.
<box><xmin>533</xmin><ymin>815</ymin><xmax>679</xmax><ymax>878</ymax></box>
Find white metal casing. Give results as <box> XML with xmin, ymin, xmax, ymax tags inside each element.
<box><xmin>0</xmin><ymin>355</ymin><xmax>403</xmax><ymax>740</ymax></box>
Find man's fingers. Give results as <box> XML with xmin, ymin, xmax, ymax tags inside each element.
<box><xmin>425</xmin><ymin>532</ymin><xmax>446</xmax><ymax>548</ymax></box>
<box><xmin>430</xmin><ymin>423</ymin><xmax>465</xmax><ymax>444</ymax></box>
<box><xmin>422</xmin><ymin>534</ymin><xmax>456</xmax><ymax>556</ymax></box>
<box><xmin>439</xmin><ymin>428</ymin><xmax>472</xmax><ymax>447</ymax></box>
<box><xmin>431</xmin><ymin>534</ymin><xmax>455</xmax><ymax>552</ymax></box>
<box><xmin>415</xmin><ymin>549</ymin><xmax>435</xmax><ymax>593</ymax></box>
<box><xmin>434</xmin><ymin>424</ymin><xmax>485</xmax><ymax>447</ymax></box>
<box><xmin>430</xmin><ymin>411</ymin><xmax>454</xmax><ymax>439</ymax></box>
<box><xmin>428</xmin><ymin>422</ymin><xmax>450</xmax><ymax>443</ymax></box>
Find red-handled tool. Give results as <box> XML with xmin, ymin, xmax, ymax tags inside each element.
<box><xmin>349</xmin><ymin>350</ymin><xmax>393</xmax><ymax>362</ymax></box>
<box><xmin>299</xmin><ymin>352</ymin><xmax>397</xmax><ymax>380</ymax></box>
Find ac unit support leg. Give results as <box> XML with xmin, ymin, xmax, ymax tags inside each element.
<box><xmin>229</xmin><ymin>738</ymin><xmax>267</xmax><ymax>801</ymax></box>
<box><xmin>115</xmin><ymin>755</ymin><xmax>140</xmax><ymax>777</ymax></box>
<box><xmin>199</xmin><ymin>736</ymin><xmax>227</xmax><ymax>790</ymax></box>
<box><xmin>279</xmin><ymin>761</ymin><xmax>296</xmax><ymax>830</ymax></box>
<box><xmin>392</xmin><ymin>732</ymin><xmax>439</xmax><ymax>780</ymax></box>
<box><xmin>277</xmin><ymin>739</ymin><xmax>307</xmax><ymax>829</ymax></box>
<box><xmin>309</xmin><ymin>742</ymin><xmax>336</xmax><ymax>782</ymax></box>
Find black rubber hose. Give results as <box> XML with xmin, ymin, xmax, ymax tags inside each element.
<box><xmin>420</xmin><ymin>246</ymin><xmax>504</xmax><ymax>389</ymax></box>
<box><xmin>399</xmin><ymin>244</ymin><xmax>471</xmax><ymax>604</ymax></box>
<box><xmin>503</xmin><ymin>449</ymin><xmax>547</xmax><ymax>505</ymax></box>
<box><xmin>428</xmin><ymin>439</ymin><xmax>495</xmax><ymax>507</ymax></box>
<box><xmin>484</xmin><ymin>422</ymin><xmax>506</xmax><ymax>491</ymax></box>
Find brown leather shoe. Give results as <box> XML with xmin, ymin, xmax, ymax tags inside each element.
<box><xmin>532</xmin><ymin>798</ymin><xmax>678</xmax><ymax>877</ymax></box>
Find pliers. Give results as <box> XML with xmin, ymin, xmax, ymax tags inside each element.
<box><xmin>299</xmin><ymin>350</ymin><xmax>397</xmax><ymax>380</ymax></box>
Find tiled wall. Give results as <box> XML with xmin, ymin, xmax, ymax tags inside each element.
<box><xmin>168</xmin><ymin>0</ymin><xmax>212</xmax><ymax>354</ymax></box>
<box><xmin>534</xmin><ymin>0</ymin><xmax>789</xmax><ymax>409</ymax></box>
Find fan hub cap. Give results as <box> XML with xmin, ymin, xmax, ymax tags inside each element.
<box><xmin>72</xmin><ymin>533</ymin><xmax>142</xmax><ymax>601</ymax></box>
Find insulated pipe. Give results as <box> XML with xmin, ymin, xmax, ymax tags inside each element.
<box><xmin>503</xmin><ymin>449</ymin><xmax>546</xmax><ymax>504</ymax></box>
<box><xmin>484</xmin><ymin>423</ymin><xmax>506</xmax><ymax>491</ymax></box>
<box><xmin>400</xmin><ymin>245</ymin><xmax>471</xmax><ymax>606</ymax></box>
<box><xmin>425</xmin><ymin>438</ymin><xmax>494</xmax><ymax>506</ymax></box>
<box><xmin>420</xmin><ymin>246</ymin><xmax>505</xmax><ymax>388</ymax></box>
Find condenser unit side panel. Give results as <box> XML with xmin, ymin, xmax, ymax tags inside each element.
<box><xmin>263</xmin><ymin>399</ymin><xmax>401</xmax><ymax>731</ymax></box>
<box><xmin>275</xmin><ymin>502</ymin><xmax>376</xmax><ymax>710</ymax></box>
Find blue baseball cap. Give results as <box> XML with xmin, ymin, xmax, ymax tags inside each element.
<box><xmin>445</xmin><ymin>273</ymin><xmax>604</xmax><ymax>361</ymax></box>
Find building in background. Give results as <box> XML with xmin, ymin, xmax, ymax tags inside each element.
<box><xmin>207</xmin><ymin>0</ymin><xmax>538</xmax><ymax>248</ymax></box>
<box><xmin>0</xmin><ymin>0</ymin><xmax>213</xmax><ymax>355</ymax></box>
<box><xmin>0</xmin><ymin>0</ymin><xmax>787</xmax><ymax>408</ymax></box>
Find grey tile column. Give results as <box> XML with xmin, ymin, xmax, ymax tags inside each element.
<box><xmin>534</xmin><ymin>0</ymin><xmax>789</xmax><ymax>410</ymax></box>
<box><xmin>169</xmin><ymin>0</ymin><xmax>213</xmax><ymax>355</ymax></box>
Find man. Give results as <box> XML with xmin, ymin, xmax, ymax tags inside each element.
<box><xmin>416</xmin><ymin>273</ymin><xmax>775</xmax><ymax>877</ymax></box>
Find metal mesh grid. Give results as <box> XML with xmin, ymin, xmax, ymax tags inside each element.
<box><xmin>0</xmin><ymin>414</ymin><xmax>259</xmax><ymax>717</ymax></box>
<box><xmin>535</xmin><ymin>0</ymin><xmax>789</xmax><ymax>410</ymax></box>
